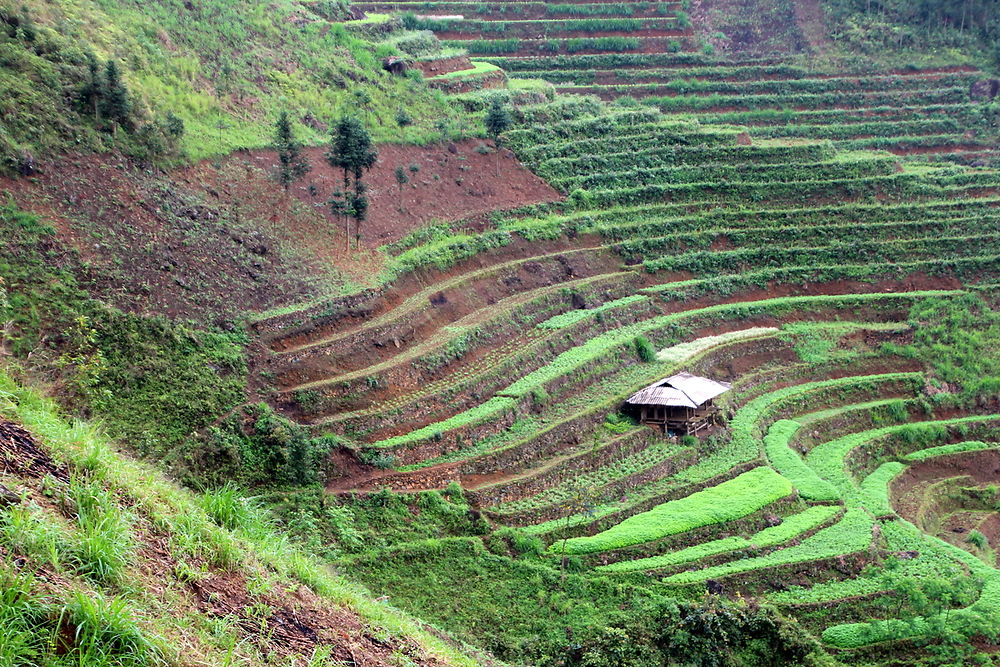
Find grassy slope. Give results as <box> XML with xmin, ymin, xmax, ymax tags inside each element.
<box><xmin>1</xmin><ymin>0</ymin><xmax>469</xmax><ymax>167</ymax></box>
<box><xmin>0</xmin><ymin>371</ymin><xmax>486</xmax><ymax>667</ymax></box>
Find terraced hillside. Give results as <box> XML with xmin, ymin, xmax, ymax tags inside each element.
<box><xmin>250</xmin><ymin>79</ymin><xmax>1000</xmax><ymax>658</ymax></box>
<box><xmin>4</xmin><ymin>0</ymin><xmax>1000</xmax><ymax>663</ymax></box>
<box><xmin>373</xmin><ymin>0</ymin><xmax>999</xmax><ymax>165</ymax></box>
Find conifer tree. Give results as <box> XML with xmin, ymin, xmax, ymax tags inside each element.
<box><xmin>100</xmin><ymin>60</ymin><xmax>130</xmax><ymax>132</ymax></box>
<box><xmin>327</xmin><ymin>116</ymin><xmax>376</xmax><ymax>249</ymax></box>
<box><xmin>274</xmin><ymin>111</ymin><xmax>311</xmax><ymax>192</ymax></box>
<box><xmin>78</xmin><ymin>53</ymin><xmax>102</xmax><ymax>122</ymax></box>
<box><xmin>485</xmin><ymin>97</ymin><xmax>513</xmax><ymax>177</ymax></box>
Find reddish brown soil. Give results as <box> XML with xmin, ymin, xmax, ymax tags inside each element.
<box><xmin>891</xmin><ymin>449</ymin><xmax>1000</xmax><ymax>525</ymax></box>
<box><xmin>241</xmin><ymin>141</ymin><xmax>560</xmax><ymax>247</ymax></box>
<box><xmin>0</xmin><ymin>141</ymin><xmax>559</xmax><ymax>323</ymax></box>
<box><xmin>792</xmin><ymin>0</ymin><xmax>832</xmax><ymax>53</ymax></box>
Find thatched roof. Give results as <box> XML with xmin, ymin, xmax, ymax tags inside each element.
<box><xmin>626</xmin><ymin>372</ymin><xmax>731</xmax><ymax>408</ymax></box>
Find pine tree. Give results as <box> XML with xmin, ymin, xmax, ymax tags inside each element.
<box><xmin>78</xmin><ymin>53</ymin><xmax>103</xmax><ymax>122</ymax></box>
<box><xmin>485</xmin><ymin>97</ymin><xmax>513</xmax><ymax>177</ymax></box>
<box><xmin>100</xmin><ymin>60</ymin><xmax>130</xmax><ymax>132</ymax></box>
<box><xmin>327</xmin><ymin>116</ymin><xmax>377</xmax><ymax>249</ymax></box>
<box><xmin>274</xmin><ymin>111</ymin><xmax>311</xmax><ymax>192</ymax></box>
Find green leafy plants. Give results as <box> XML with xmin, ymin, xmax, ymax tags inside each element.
<box><xmin>551</xmin><ymin>467</ymin><xmax>792</xmax><ymax>555</ymax></box>
<box><xmin>763</xmin><ymin>420</ymin><xmax>840</xmax><ymax>501</ymax></box>
<box><xmin>597</xmin><ymin>505</ymin><xmax>841</xmax><ymax>573</ymax></box>
<box><xmin>662</xmin><ymin>508</ymin><xmax>873</xmax><ymax>585</ymax></box>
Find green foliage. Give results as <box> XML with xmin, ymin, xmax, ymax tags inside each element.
<box><xmin>274</xmin><ymin>110</ymin><xmax>311</xmax><ymax>191</ymax></box>
<box><xmin>598</xmin><ymin>505</ymin><xmax>841</xmax><ymax>573</ymax></box>
<box><xmin>904</xmin><ymin>440</ymin><xmax>994</xmax><ymax>461</ymax></box>
<box><xmin>0</xmin><ymin>200</ymin><xmax>248</xmax><ymax>482</ymax></box>
<box><xmin>553</xmin><ymin>467</ymin><xmax>793</xmax><ymax>555</ymax></box>
<box><xmin>967</xmin><ymin>530</ymin><xmax>989</xmax><ymax>550</ymax></box>
<box><xmin>663</xmin><ymin>508</ymin><xmax>873</xmax><ymax>585</ymax></box>
<box><xmin>342</xmin><ymin>536</ymin><xmax>825</xmax><ymax>667</ymax></box>
<box><xmin>884</xmin><ymin>294</ymin><xmax>1000</xmax><ymax>397</ymax></box>
<box><xmin>485</xmin><ymin>96</ymin><xmax>513</xmax><ymax>143</ymax></box>
<box><xmin>633</xmin><ymin>335</ymin><xmax>656</xmax><ymax>362</ymax></box>
<box><xmin>806</xmin><ymin>415</ymin><xmax>1000</xmax><ymax>502</ymax></box>
<box><xmin>763</xmin><ymin>420</ymin><xmax>840</xmax><ymax>501</ymax></box>
<box><xmin>199</xmin><ymin>403</ymin><xmax>332</xmax><ymax>487</ymax></box>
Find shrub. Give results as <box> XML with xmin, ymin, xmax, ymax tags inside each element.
<box><xmin>967</xmin><ymin>530</ymin><xmax>988</xmax><ymax>549</ymax></box>
<box><xmin>633</xmin><ymin>335</ymin><xmax>656</xmax><ymax>362</ymax></box>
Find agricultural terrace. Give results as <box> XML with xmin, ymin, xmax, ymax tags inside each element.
<box><xmin>375</xmin><ymin>0</ymin><xmax>999</xmax><ymax>165</ymax></box>
<box><xmin>252</xmin><ymin>85</ymin><xmax>1000</xmax><ymax>656</ymax></box>
<box><xmin>244</xmin><ymin>1</ymin><xmax>1000</xmax><ymax>661</ymax></box>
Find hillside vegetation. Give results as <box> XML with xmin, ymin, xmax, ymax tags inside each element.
<box><xmin>3</xmin><ymin>0</ymin><xmax>1000</xmax><ymax>665</ymax></box>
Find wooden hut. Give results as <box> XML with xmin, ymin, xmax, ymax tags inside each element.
<box><xmin>626</xmin><ymin>372</ymin><xmax>731</xmax><ymax>435</ymax></box>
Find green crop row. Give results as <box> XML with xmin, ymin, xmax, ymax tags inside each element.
<box><xmin>363</xmin><ymin>2</ymin><xmax>681</xmax><ymax>16</ymax></box>
<box><xmin>502</xmin><ymin>293</ymin><xmax>943</xmax><ymax>401</ymax></box>
<box><xmin>365</xmin><ymin>293</ymin><xmax>954</xmax><ymax>454</ymax></box>
<box><xmin>480</xmin><ymin>52</ymin><xmax>776</xmax><ymax>70</ymax></box>
<box><xmin>662</xmin><ymin>508</ymin><xmax>873</xmax><ymax>585</ymax></box>
<box><xmin>581</xmin><ymin>171</ymin><xmax>937</xmax><ymax>208</ymax></box>
<box><xmin>642</xmin><ymin>87</ymin><xmax>968</xmax><ymax>112</ymax></box>
<box><xmin>858</xmin><ymin>461</ymin><xmax>906</xmax><ymax>517</ymax></box>
<box><xmin>841</xmin><ymin>134</ymin><xmax>995</xmax><ymax>151</ymax></box>
<box><xmin>621</xmin><ymin>215</ymin><xmax>997</xmax><ymax>260</ymax></box>
<box><xmin>749</xmin><ymin>118</ymin><xmax>963</xmax><ymax>140</ymax></box>
<box><xmin>696</xmin><ymin>103</ymin><xmax>984</xmax><ymax>127</ymax></box>
<box><xmin>536</xmin><ymin>295</ymin><xmax>648</xmax><ymax>330</ymax></box>
<box><xmin>644</xmin><ymin>234</ymin><xmax>1000</xmax><ymax>276</ymax></box>
<box><xmin>576</xmin><ymin>196</ymin><xmax>1000</xmax><ymax>242</ymax></box>
<box><xmin>515</xmin><ymin>126</ymin><xmax>741</xmax><ymax>165</ymax></box>
<box><xmin>597</xmin><ymin>504</ymin><xmax>842</xmax><ymax>573</ymax></box>
<box><xmin>764</xmin><ymin>420</ymin><xmax>840</xmax><ymax>501</ymax></box>
<box><xmin>822</xmin><ymin>573</ymin><xmax>1000</xmax><ymax>648</ymax></box>
<box><xmin>561</xmin><ymin>72</ymin><xmax>975</xmax><ymax>97</ymax></box>
<box><xmin>534</xmin><ymin>142</ymin><xmax>837</xmax><ymax>179</ymax></box>
<box><xmin>365</xmin><ymin>396</ymin><xmax>517</xmax><ymax>450</ymax></box>
<box><xmin>520</xmin><ymin>64</ymin><xmax>823</xmax><ymax>84</ymax></box>
<box><xmin>644</xmin><ymin>256</ymin><xmax>1000</xmax><ymax>304</ymax></box>
<box><xmin>505</xmin><ymin>110</ymin><xmax>669</xmax><ymax>146</ymax></box>
<box><xmin>446</xmin><ymin>36</ymin><xmax>643</xmax><ymax>54</ymax></box>
<box><xmin>768</xmin><ymin>518</ymin><xmax>982</xmax><ymax>606</ymax></box>
<box><xmin>418</xmin><ymin>17</ymin><xmax>679</xmax><ymax>35</ymax></box>
<box><xmin>903</xmin><ymin>440</ymin><xmax>996</xmax><ymax>461</ymax></box>
<box><xmin>806</xmin><ymin>415</ymin><xmax>1000</xmax><ymax>502</ymax></box>
<box><xmin>550</xmin><ymin>155</ymin><xmax>899</xmax><ymax>193</ymax></box>
<box><xmin>551</xmin><ymin>467</ymin><xmax>793</xmax><ymax>555</ymax></box>
<box><xmin>491</xmin><ymin>437</ymin><xmax>684</xmax><ymax>514</ymax></box>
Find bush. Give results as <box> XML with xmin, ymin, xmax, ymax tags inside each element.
<box><xmin>967</xmin><ymin>530</ymin><xmax>988</xmax><ymax>549</ymax></box>
<box><xmin>633</xmin><ymin>335</ymin><xmax>656</xmax><ymax>362</ymax></box>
